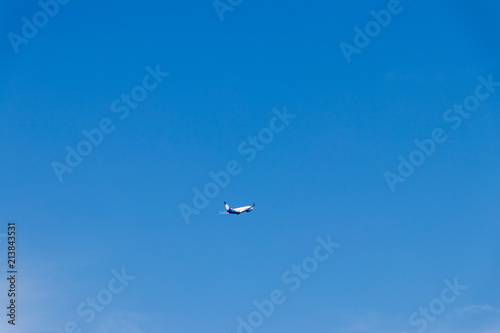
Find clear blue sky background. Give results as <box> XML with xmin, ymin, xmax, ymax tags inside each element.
<box><xmin>1</xmin><ymin>1</ymin><xmax>499</xmax><ymax>332</ymax></box>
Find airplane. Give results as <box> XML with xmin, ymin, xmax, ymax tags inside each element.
<box><xmin>218</xmin><ymin>201</ymin><xmax>255</xmax><ymax>215</ymax></box>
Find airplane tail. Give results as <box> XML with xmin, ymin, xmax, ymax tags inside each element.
<box><xmin>224</xmin><ymin>202</ymin><xmax>230</xmax><ymax>211</ymax></box>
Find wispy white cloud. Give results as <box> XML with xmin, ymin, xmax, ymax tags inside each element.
<box><xmin>457</xmin><ymin>304</ymin><xmax>500</xmax><ymax>315</ymax></box>
<box><xmin>329</xmin><ymin>306</ymin><xmax>500</xmax><ymax>333</ymax></box>
<box><xmin>333</xmin><ymin>312</ymin><xmax>386</xmax><ymax>333</ymax></box>
<box><xmin>92</xmin><ymin>312</ymin><xmax>151</xmax><ymax>333</ymax></box>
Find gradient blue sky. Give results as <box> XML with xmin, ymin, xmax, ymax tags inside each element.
<box><xmin>1</xmin><ymin>1</ymin><xmax>500</xmax><ymax>332</ymax></box>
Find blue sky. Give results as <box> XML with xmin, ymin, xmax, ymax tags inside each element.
<box><xmin>1</xmin><ymin>1</ymin><xmax>499</xmax><ymax>332</ymax></box>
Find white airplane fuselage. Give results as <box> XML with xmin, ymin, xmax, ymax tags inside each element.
<box><xmin>223</xmin><ymin>202</ymin><xmax>254</xmax><ymax>214</ymax></box>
